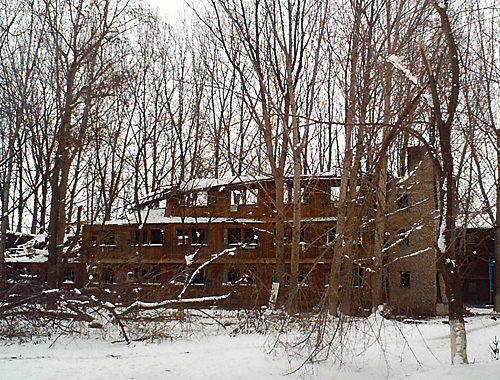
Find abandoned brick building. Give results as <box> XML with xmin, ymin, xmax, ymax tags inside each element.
<box><xmin>81</xmin><ymin>146</ymin><xmax>448</xmax><ymax>314</ymax></box>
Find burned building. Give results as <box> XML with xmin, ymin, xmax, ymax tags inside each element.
<box><xmin>82</xmin><ymin>147</ymin><xmax>440</xmax><ymax>314</ymax></box>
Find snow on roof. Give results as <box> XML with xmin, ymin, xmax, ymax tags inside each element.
<box><xmin>138</xmin><ymin>173</ymin><xmax>342</xmax><ymax>206</ymax></box>
<box><xmin>5</xmin><ymin>248</ymin><xmax>48</xmax><ymax>263</ymax></box>
<box><xmin>105</xmin><ymin>209</ymin><xmax>268</xmax><ymax>226</ymax></box>
<box><xmin>104</xmin><ymin>209</ymin><xmax>337</xmax><ymax>226</ymax></box>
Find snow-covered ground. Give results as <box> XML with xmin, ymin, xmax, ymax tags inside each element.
<box><xmin>1</xmin><ymin>308</ymin><xmax>499</xmax><ymax>380</ymax></box>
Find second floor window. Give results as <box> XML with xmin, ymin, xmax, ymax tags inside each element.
<box><xmin>191</xmin><ymin>228</ymin><xmax>208</xmax><ymax>245</ymax></box>
<box><xmin>134</xmin><ymin>229</ymin><xmax>163</xmax><ymax>245</ymax></box>
<box><xmin>226</xmin><ymin>228</ymin><xmax>258</xmax><ymax>245</ymax></box>
<box><xmin>176</xmin><ymin>229</ymin><xmax>189</xmax><ymax>245</ymax></box>
<box><xmin>325</xmin><ymin>226</ymin><xmax>337</xmax><ymax>245</ymax></box>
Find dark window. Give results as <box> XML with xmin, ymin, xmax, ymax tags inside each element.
<box><xmin>103</xmin><ymin>231</ymin><xmax>116</xmax><ymax>245</ymax></box>
<box><xmin>150</xmin><ymin>267</ymin><xmax>162</xmax><ymax>283</ymax></box>
<box><xmin>135</xmin><ymin>230</ymin><xmax>148</xmax><ymax>245</ymax></box>
<box><xmin>63</xmin><ymin>268</ymin><xmax>75</xmax><ymax>283</ymax></box>
<box><xmin>102</xmin><ymin>268</ymin><xmax>114</xmax><ymax>283</ymax></box>
<box><xmin>150</xmin><ymin>229</ymin><xmax>163</xmax><ymax>244</ymax></box>
<box><xmin>191</xmin><ymin>228</ymin><xmax>207</xmax><ymax>245</ymax></box>
<box><xmin>135</xmin><ymin>229</ymin><xmax>163</xmax><ymax>245</ymax></box>
<box><xmin>398</xmin><ymin>194</ymin><xmax>409</xmax><ymax>209</ymax></box>
<box><xmin>352</xmin><ymin>267</ymin><xmax>364</xmax><ymax>287</ymax></box>
<box><xmin>90</xmin><ymin>234</ymin><xmax>98</xmax><ymax>246</ymax></box>
<box><xmin>299</xmin><ymin>227</ymin><xmax>308</xmax><ymax>243</ymax></box>
<box><xmin>227</xmin><ymin>228</ymin><xmax>242</xmax><ymax>245</ymax></box>
<box><xmin>191</xmin><ymin>269</ymin><xmax>207</xmax><ymax>285</ymax></box>
<box><xmin>400</xmin><ymin>271</ymin><xmax>411</xmax><ymax>287</ymax></box>
<box><xmin>243</xmin><ymin>228</ymin><xmax>258</xmax><ymax>244</ymax></box>
<box><xmin>226</xmin><ymin>268</ymin><xmax>241</xmax><ymax>284</ymax></box>
<box><xmin>298</xmin><ymin>268</ymin><xmax>308</xmax><ymax>284</ymax></box>
<box><xmin>284</xmin><ymin>184</ymin><xmax>292</xmax><ymax>204</ymax></box>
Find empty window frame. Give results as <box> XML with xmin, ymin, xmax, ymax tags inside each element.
<box><xmin>283</xmin><ymin>184</ymin><xmax>309</xmax><ymax>204</ymax></box>
<box><xmin>400</xmin><ymin>271</ymin><xmax>411</xmax><ymax>287</ymax></box>
<box><xmin>299</xmin><ymin>227</ymin><xmax>309</xmax><ymax>244</ymax></box>
<box><xmin>226</xmin><ymin>228</ymin><xmax>258</xmax><ymax>245</ymax></box>
<box><xmin>245</xmin><ymin>188</ymin><xmax>258</xmax><ymax>205</ymax></box>
<box><xmin>329</xmin><ymin>186</ymin><xmax>340</xmax><ymax>203</ymax></box>
<box><xmin>300</xmin><ymin>185</ymin><xmax>311</xmax><ymax>203</ymax></box>
<box><xmin>231</xmin><ymin>188</ymin><xmax>258</xmax><ymax>206</ymax></box>
<box><xmin>135</xmin><ymin>229</ymin><xmax>163</xmax><ymax>245</ymax></box>
<box><xmin>191</xmin><ymin>228</ymin><xmax>208</xmax><ymax>245</ymax></box>
<box><xmin>352</xmin><ymin>266</ymin><xmax>364</xmax><ymax>287</ymax></box>
<box><xmin>325</xmin><ymin>226</ymin><xmax>337</xmax><ymax>245</ymax></box>
<box><xmin>230</xmin><ymin>190</ymin><xmax>243</xmax><ymax>206</ymax></box>
<box><xmin>194</xmin><ymin>191</ymin><xmax>208</xmax><ymax>206</ymax></box>
<box><xmin>176</xmin><ymin>228</ymin><xmax>189</xmax><ymax>245</ymax></box>
<box><xmin>190</xmin><ymin>269</ymin><xmax>207</xmax><ymax>285</ymax></box>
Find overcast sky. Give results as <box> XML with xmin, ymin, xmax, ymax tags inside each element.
<box><xmin>144</xmin><ymin>0</ymin><xmax>200</xmax><ymax>18</ymax></box>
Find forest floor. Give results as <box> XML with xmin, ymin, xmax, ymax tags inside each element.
<box><xmin>0</xmin><ymin>307</ymin><xmax>499</xmax><ymax>380</ymax></box>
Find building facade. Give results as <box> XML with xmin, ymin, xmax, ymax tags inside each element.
<box><xmin>82</xmin><ymin>147</ymin><xmax>439</xmax><ymax>314</ymax></box>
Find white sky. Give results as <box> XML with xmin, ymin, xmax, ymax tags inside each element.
<box><xmin>144</xmin><ymin>0</ymin><xmax>200</xmax><ymax>18</ymax></box>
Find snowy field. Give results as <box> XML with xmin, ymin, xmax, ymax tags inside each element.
<box><xmin>1</xmin><ymin>308</ymin><xmax>499</xmax><ymax>380</ymax></box>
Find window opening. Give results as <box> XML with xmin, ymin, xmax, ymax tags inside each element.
<box><xmin>400</xmin><ymin>271</ymin><xmax>411</xmax><ymax>287</ymax></box>
<box><xmin>325</xmin><ymin>226</ymin><xmax>337</xmax><ymax>245</ymax></box>
<box><xmin>227</xmin><ymin>228</ymin><xmax>242</xmax><ymax>245</ymax></box>
<box><xmin>194</xmin><ymin>191</ymin><xmax>208</xmax><ymax>206</ymax></box>
<box><xmin>329</xmin><ymin>186</ymin><xmax>340</xmax><ymax>202</ymax></box>
<box><xmin>352</xmin><ymin>266</ymin><xmax>364</xmax><ymax>287</ymax></box>
<box><xmin>176</xmin><ymin>228</ymin><xmax>189</xmax><ymax>245</ymax></box>
<box><xmin>102</xmin><ymin>268</ymin><xmax>114</xmax><ymax>284</ymax></box>
<box><xmin>191</xmin><ymin>228</ymin><xmax>207</xmax><ymax>245</ymax></box>
<box><xmin>243</xmin><ymin>228</ymin><xmax>258</xmax><ymax>245</ymax></box>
